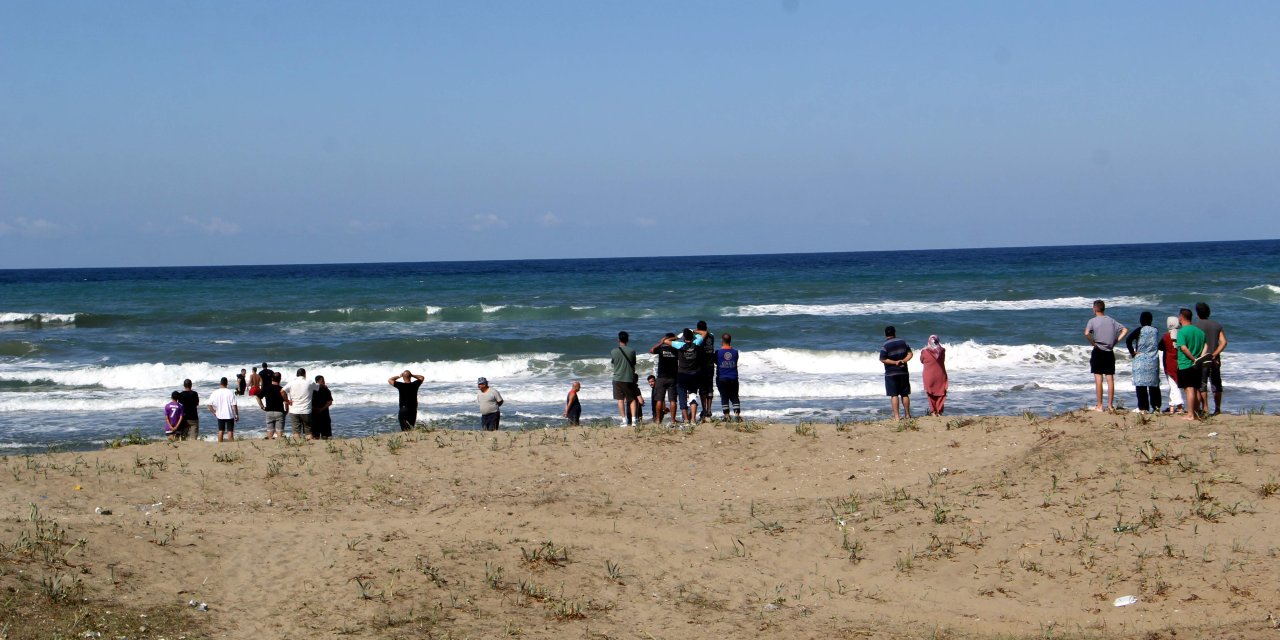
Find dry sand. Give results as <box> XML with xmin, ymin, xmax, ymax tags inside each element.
<box><xmin>3</xmin><ymin>410</ymin><xmax>1280</xmax><ymax>639</ymax></box>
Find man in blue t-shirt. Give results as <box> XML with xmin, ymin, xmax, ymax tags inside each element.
<box><xmin>715</xmin><ymin>333</ymin><xmax>741</xmax><ymax>421</ymax></box>
<box><xmin>879</xmin><ymin>326</ymin><xmax>914</xmax><ymax>420</ymax></box>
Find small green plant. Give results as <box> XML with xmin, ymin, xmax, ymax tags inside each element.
<box><xmin>517</xmin><ymin>577</ymin><xmax>548</xmax><ymax>600</ymax></box>
<box><xmin>794</xmin><ymin>423</ymin><xmax>815</xmax><ymax>437</ymax></box>
<box><xmin>932</xmin><ymin>503</ymin><xmax>949</xmax><ymax>524</ymax></box>
<box><xmin>605</xmin><ymin>560</ymin><xmax>622</xmax><ymax>581</ymax></box>
<box><xmin>894</xmin><ymin>418</ymin><xmax>919</xmax><ymax>432</ymax></box>
<box><xmin>1258</xmin><ymin>477</ymin><xmax>1280</xmax><ymax>498</ymax></box>
<box><xmin>521</xmin><ymin>541</ymin><xmax>569</xmax><ymax>566</ymax></box>
<box><xmin>945</xmin><ymin>417</ymin><xmax>975</xmax><ymax>431</ymax></box>
<box><xmin>105</xmin><ymin>429</ymin><xmax>149</xmax><ymax>449</ymax></box>
<box><xmin>266</xmin><ymin>458</ymin><xmax>283</xmax><ymax>478</ymax></box>
<box><xmin>386</xmin><ymin>435</ymin><xmax>404</xmax><ymax>454</ymax></box>
<box><xmin>1232</xmin><ymin>434</ymin><xmax>1260</xmax><ymax>455</ymax></box>
<box><xmin>349</xmin><ymin>575</ymin><xmax>382</xmax><ymax>600</ymax></box>
<box><xmin>212</xmin><ymin>450</ymin><xmax>243</xmax><ymax>464</ymax></box>
<box><xmin>39</xmin><ymin>572</ymin><xmax>77</xmax><ymax>602</ymax></box>
<box><xmin>1137</xmin><ymin>440</ymin><xmax>1172</xmax><ymax>465</ymax></box>
<box><xmin>485</xmin><ymin>562</ymin><xmax>505</xmax><ymax>589</ymax></box>
<box><xmin>415</xmin><ymin>555</ymin><xmax>447</xmax><ymax>586</ymax></box>
<box><xmin>1022</xmin><ymin>410</ymin><xmax>1037</xmax><ymax>422</ymax></box>
<box><xmin>841</xmin><ymin>529</ymin><xmax>865</xmax><ymax>563</ymax></box>
<box><xmin>550</xmin><ymin>598</ymin><xmax>587</xmax><ymax>619</ymax></box>
<box><xmin>894</xmin><ymin>550</ymin><xmax>915</xmax><ymax>573</ymax></box>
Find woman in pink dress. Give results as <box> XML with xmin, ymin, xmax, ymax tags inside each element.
<box><xmin>920</xmin><ymin>335</ymin><xmax>948</xmax><ymax>416</ymax></box>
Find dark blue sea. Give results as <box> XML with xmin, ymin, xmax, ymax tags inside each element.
<box><xmin>2</xmin><ymin>240</ymin><xmax>1277</xmax><ymax>452</ymax></box>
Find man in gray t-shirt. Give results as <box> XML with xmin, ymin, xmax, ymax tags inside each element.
<box><xmin>1084</xmin><ymin>299</ymin><xmax>1128</xmax><ymax>411</ymax></box>
<box><xmin>476</xmin><ymin>377</ymin><xmax>503</xmax><ymax>431</ymax></box>
<box><xmin>1194</xmin><ymin>302</ymin><xmax>1228</xmax><ymax>415</ymax></box>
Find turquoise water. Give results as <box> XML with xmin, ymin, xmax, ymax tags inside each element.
<box><xmin>2</xmin><ymin>240</ymin><xmax>1277</xmax><ymax>451</ymax></box>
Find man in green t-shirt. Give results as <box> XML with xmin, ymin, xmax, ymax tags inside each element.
<box><xmin>610</xmin><ymin>331</ymin><xmax>640</xmax><ymax>426</ymax></box>
<box><xmin>1174</xmin><ymin>308</ymin><xmax>1207</xmax><ymax>422</ymax></box>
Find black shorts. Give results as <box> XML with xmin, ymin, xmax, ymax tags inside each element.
<box><xmin>1177</xmin><ymin>366</ymin><xmax>1201</xmax><ymax>390</ymax></box>
<box><xmin>217</xmin><ymin>418</ymin><xmax>236</xmax><ymax>432</ymax></box>
<box><xmin>1201</xmin><ymin>360</ymin><xmax>1222</xmax><ymax>392</ymax></box>
<box><xmin>1089</xmin><ymin>347</ymin><xmax>1116</xmax><ymax>375</ymax></box>
<box><xmin>612</xmin><ymin>381</ymin><xmax>640</xmax><ymax>401</ymax></box>
<box><xmin>654</xmin><ymin>377</ymin><xmax>677</xmax><ymax>403</ymax></box>
<box><xmin>481</xmin><ymin>412</ymin><xmax>500</xmax><ymax>431</ymax></box>
<box><xmin>885</xmin><ymin>375</ymin><xmax>911</xmax><ymax>397</ymax></box>
<box><xmin>699</xmin><ymin>369</ymin><xmax>716</xmax><ymax>396</ymax></box>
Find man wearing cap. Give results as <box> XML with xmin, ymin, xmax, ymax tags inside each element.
<box><xmin>476</xmin><ymin>377</ymin><xmax>503</xmax><ymax>431</ymax></box>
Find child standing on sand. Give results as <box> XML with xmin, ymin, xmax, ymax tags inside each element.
<box><xmin>164</xmin><ymin>391</ymin><xmax>184</xmax><ymax>441</ymax></box>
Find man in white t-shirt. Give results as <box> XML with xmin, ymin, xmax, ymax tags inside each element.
<box><xmin>207</xmin><ymin>377</ymin><xmax>239</xmax><ymax>442</ymax></box>
<box><xmin>282</xmin><ymin>368</ymin><xmax>316</xmax><ymax>440</ymax></box>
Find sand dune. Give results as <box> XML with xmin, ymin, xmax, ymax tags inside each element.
<box><xmin>3</xmin><ymin>411</ymin><xmax>1279</xmax><ymax>639</ymax></box>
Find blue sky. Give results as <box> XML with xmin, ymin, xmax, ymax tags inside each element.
<box><xmin>2</xmin><ymin>1</ymin><xmax>1277</xmax><ymax>268</ymax></box>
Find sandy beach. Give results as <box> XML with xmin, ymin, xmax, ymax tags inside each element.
<box><xmin>4</xmin><ymin>410</ymin><xmax>1280</xmax><ymax>639</ymax></box>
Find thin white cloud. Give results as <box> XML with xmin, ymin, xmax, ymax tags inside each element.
<box><xmin>635</xmin><ymin>217</ymin><xmax>657</xmax><ymax>227</ymax></box>
<box><xmin>539</xmin><ymin>212</ymin><xmax>562</xmax><ymax>227</ymax></box>
<box><xmin>182</xmin><ymin>216</ymin><xmax>241</xmax><ymax>235</ymax></box>
<box><xmin>469</xmin><ymin>213</ymin><xmax>508</xmax><ymax>232</ymax></box>
<box><xmin>0</xmin><ymin>217</ymin><xmax>62</xmax><ymax>238</ymax></box>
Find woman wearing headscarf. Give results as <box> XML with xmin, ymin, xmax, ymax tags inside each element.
<box><xmin>1125</xmin><ymin>311</ymin><xmax>1161</xmax><ymax>413</ymax></box>
<box><xmin>1158</xmin><ymin>315</ymin><xmax>1183</xmax><ymax>413</ymax></box>
<box><xmin>920</xmin><ymin>334</ymin><xmax>948</xmax><ymax>416</ymax></box>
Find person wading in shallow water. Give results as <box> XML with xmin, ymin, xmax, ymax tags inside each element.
<box><xmin>389</xmin><ymin>370</ymin><xmax>425</xmax><ymax>431</ymax></box>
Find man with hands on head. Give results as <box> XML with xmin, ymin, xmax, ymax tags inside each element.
<box><xmin>389</xmin><ymin>370</ymin><xmax>425</xmax><ymax>431</ymax></box>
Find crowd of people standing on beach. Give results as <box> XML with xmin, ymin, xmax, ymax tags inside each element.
<box><xmin>1084</xmin><ymin>300</ymin><xmax>1228</xmax><ymax>420</ymax></box>
<box><xmin>157</xmin><ymin>300</ymin><xmax>1231</xmax><ymax>440</ymax></box>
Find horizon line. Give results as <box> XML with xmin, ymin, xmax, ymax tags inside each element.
<box><xmin>1</xmin><ymin>237</ymin><xmax>1275</xmax><ymax>272</ymax></box>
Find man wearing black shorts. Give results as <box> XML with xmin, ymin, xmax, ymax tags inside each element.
<box><xmin>1084</xmin><ymin>299</ymin><xmax>1128</xmax><ymax>411</ymax></box>
<box><xmin>879</xmin><ymin>326</ymin><xmax>914</xmax><ymax>420</ymax></box>
<box><xmin>649</xmin><ymin>333</ymin><xmax>679</xmax><ymax>423</ymax></box>
<box><xmin>610</xmin><ymin>331</ymin><xmax>640</xmax><ymax>426</ymax></box>
<box><xmin>1194</xmin><ymin>302</ymin><xmax>1228</xmax><ymax>415</ymax></box>
<box><xmin>389</xmin><ymin>370</ymin><xmax>425</xmax><ymax>431</ymax></box>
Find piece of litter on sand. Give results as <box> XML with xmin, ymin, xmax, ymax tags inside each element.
<box><xmin>1113</xmin><ymin>595</ymin><xmax>1137</xmax><ymax>607</ymax></box>
<box><xmin>1207</xmin><ymin>432</ymin><xmax>1219</xmax><ymax>438</ymax></box>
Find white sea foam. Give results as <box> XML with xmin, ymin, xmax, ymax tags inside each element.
<box><xmin>481</xmin><ymin>305</ymin><xmax>507</xmax><ymax>313</ymax></box>
<box><xmin>0</xmin><ymin>312</ymin><xmax>78</xmax><ymax>325</ymax></box>
<box><xmin>731</xmin><ymin>296</ymin><xmax>1156</xmax><ymax>317</ymax></box>
<box><xmin>1243</xmin><ymin>284</ymin><xmax>1280</xmax><ymax>300</ymax></box>
<box><xmin>2</xmin><ymin>343</ymin><xmax>1278</xmax><ymax>414</ymax></box>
